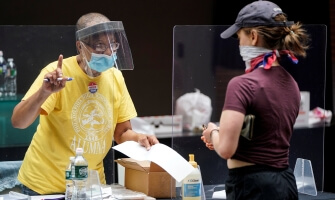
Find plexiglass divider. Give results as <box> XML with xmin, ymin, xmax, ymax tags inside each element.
<box><xmin>172</xmin><ymin>25</ymin><xmax>327</xmax><ymax>197</ymax></box>
<box><xmin>294</xmin><ymin>158</ymin><xmax>317</xmax><ymax>196</ymax></box>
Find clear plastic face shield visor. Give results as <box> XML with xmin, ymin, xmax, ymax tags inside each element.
<box><xmin>76</xmin><ymin>21</ymin><xmax>134</xmax><ymax>74</ymax></box>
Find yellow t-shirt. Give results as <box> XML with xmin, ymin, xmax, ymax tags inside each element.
<box><xmin>17</xmin><ymin>56</ymin><xmax>137</xmax><ymax>194</ymax></box>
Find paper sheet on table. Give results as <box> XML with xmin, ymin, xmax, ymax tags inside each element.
<box><xmin>30</xmin><ymin>194</ymin><xmax>64</xmax><ymax>200</ymax></box>
<box><xmin>212</xmin><ymin>190</ymin><xmax>226</xmax><ymax>199</ymax></box>
<box><xmin>112</xmin><ymin>141</ymin><xmax>194</xmax><ymax>182</ymax></box>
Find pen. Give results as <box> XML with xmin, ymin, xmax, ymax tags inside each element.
<box><xmin>44</xmin><ymin>77</ymin><xmax>74</xmax><ymax>82</ymax></box>
<box><xmin>42</xmin><ymin>197</ymin><xmax>65</xmax><ymax>200</ymax></box>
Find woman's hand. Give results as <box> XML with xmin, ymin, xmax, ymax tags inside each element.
<box><xmin>201</xmin><ymin>135</ymin><xmax>214</xmax><ymax>150</ymax></box>
<box><xmin>201</xmin><ymin>122</ymin><xmax>218</xmax><ymax>150</ymax></box>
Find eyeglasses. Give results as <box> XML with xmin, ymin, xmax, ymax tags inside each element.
<box><xmin>85</xmin><ymin>42</ymin><xmax>120</xmax><ymax>53</ymax></box>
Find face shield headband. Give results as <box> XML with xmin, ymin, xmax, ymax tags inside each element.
<box><xmin>76</xmin><ymin>21</ymin><xmax>134</xmax><ymax>71</ymax></box>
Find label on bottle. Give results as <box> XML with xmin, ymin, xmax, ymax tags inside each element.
<box><xmin>183</xmin><ymin>183</ymin><xmax>201</xmax><ymax>197</ymax></box>
<box><xmin>74</xmin><ymin>165</ymin><xmax>88</xmax><ymax>179</ymax></box>
<box><xmin>10</xmin><ymin>68</ymin><xmax>16</xmax><ymax>77</ymax></box>
<box><xmin>182</xmin><ymin>167</ymin><xmax>202</xmax><ymax>199</ymax></box>
<box><xmin>65</xmin><ymin>169</ymin><xmax>72</xmax><ymax>180</ymax></box>
<box><xmin>71</xmin><ymin>165</ymin><xmax>75</xmax><ymax>179</ymax></box>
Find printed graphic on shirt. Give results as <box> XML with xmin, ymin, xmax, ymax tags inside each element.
<box><xmin>71</xmin><ymin>92</ymin><xmax>112</xmax><ymax>154</ymax></box>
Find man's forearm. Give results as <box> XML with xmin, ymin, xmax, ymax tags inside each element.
<box><xmin>11</xmin><ymin>88</ymin><xmax>50</xmax><ymax>129</ymax></box>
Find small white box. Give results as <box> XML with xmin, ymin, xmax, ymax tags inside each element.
<box><xmin>139</xmin><ymin>115</ymin><xmax>183</xmax><ymax>134</ymax></box>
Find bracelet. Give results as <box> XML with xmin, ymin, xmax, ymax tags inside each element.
<box><xmin>210</xmin><ymin>128</ymin><xmax>219</xmax><ymax>142</ymax></box>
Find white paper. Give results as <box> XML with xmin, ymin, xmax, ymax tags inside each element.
<box><xmin>112</xmin><ymin>141</ymin><xmax>194</xmax><ymax>182</ymax></box>
<box><xmin>212</xmin><ymin>190</ymin><xmax>226</xmax><ymax>199</ymax></box>
<box><xmin>30</xmin><ymin>194</ymin><xmax>64</xmax><ymax>200</ymax></box>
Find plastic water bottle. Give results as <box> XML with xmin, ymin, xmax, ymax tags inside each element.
<box><xmin>65</xmin><ymin>156</ymin><xmax>75</xmax><ymax>200</ymax></box>
<box><xmin>72</xmin><ymin>148</ymin><xmax>88</xmax><ymax>200</ymax></box>
<box><xmin>182</xmin><ymin>154</ymin><xmax>202</xmax><ymax>200</ymax></box>
<box><xmin>4</xmin><ymin>58</ymin><xmax>16</xmax><ymax>96</ymax></box>
<box><xmin>0</xmin><ymin>51</ymin><xmax>7</xmax><ymax>96</ymax></box>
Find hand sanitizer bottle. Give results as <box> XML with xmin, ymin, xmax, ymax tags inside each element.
<box><xmin>182</xmin><ymin>154</ymin><xmax>201</xmax><ymax>200</ymax></box>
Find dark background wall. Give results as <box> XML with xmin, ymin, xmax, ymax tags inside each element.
<box><xmin>1</xmin><ymin>0</ymin><xmax>335</xmax><ymax>193</ymax></box>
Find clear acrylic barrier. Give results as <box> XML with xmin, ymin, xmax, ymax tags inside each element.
<box><xmin>172</xmin><ymin>24</ymin><xmax>327</xmax><ymax>196</ymax></box>
<box><xmin>85</xmin><ymin>170</ymin><xmax>103</xmax><ymax>200</ymax></box>
<box><xmin>0</xmin><ymin>25</ymin><xmax>120</xmax><ymax>189</ymax></box>
<box><xmin>294</xmin><ymin>158</ymin><xmax>317</xmax><ymax>196</ymax></box>
<box><xmin>0</xmin><ymin>25</ymin><xmax>130</xmax><ymax>149</ymax></box>
<box><xmin>199</xmin><ymin>165</ymin><xmax>206</xmax><ymax>200</ymax></box>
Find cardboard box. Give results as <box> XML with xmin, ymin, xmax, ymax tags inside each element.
<box><xmin>115</xmin><ymin>158</ymin><xmax>176</xmax><ymax>198</ymax></box>
<box><xmin>139</xmin><ymin>115</ymin><xmax>183</xmax><ymax>134</ymax></box>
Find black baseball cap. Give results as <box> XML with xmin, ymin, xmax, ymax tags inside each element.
<box><xmin>220</xmin><ymin>0</ymin><xmax>294</xmax><ymax>39</ymax></box>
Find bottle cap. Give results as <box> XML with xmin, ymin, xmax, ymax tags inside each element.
<box><xmin>76</xmin><ymin>148</ymin><xmax>83</xmax><ymax>155</ymax></box>
<box><xmin>189</xmin><ymin>154</ymin><xmax>198</xmax><ymax>168</ymax></box>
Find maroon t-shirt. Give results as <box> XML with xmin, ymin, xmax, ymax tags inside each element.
<box><xmin>223</xmin><ymin>66</ymin><xmax>300</xmax><ymax>168</ymax></box>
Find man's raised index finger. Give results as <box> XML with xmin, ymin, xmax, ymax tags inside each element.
<box><xmin>57</xmin><ymin>54</ymin><xmax>63</xmax><ymax>70</ymax></box>
<box><xmin>57</xmin><ymin>54</ymin><xmax>63</xmax><ymax>77</ymax></box>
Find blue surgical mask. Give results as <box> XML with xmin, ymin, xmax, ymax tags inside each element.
<box><xmin>86</xmin><ymin>53</ymin><xmax>117</xmax><ymax>72</ymax></box>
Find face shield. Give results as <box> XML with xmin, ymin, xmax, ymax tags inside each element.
<box><xmin>76</xmin><ymin>21</ymin><xmax>134</xmax><ymax>72</ymax></box>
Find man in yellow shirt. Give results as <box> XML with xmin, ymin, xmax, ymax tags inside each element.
<box><xmin>11</xmin><ymin>12</ymin><xmax>159</xmax><ymax>195</ymax></box>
